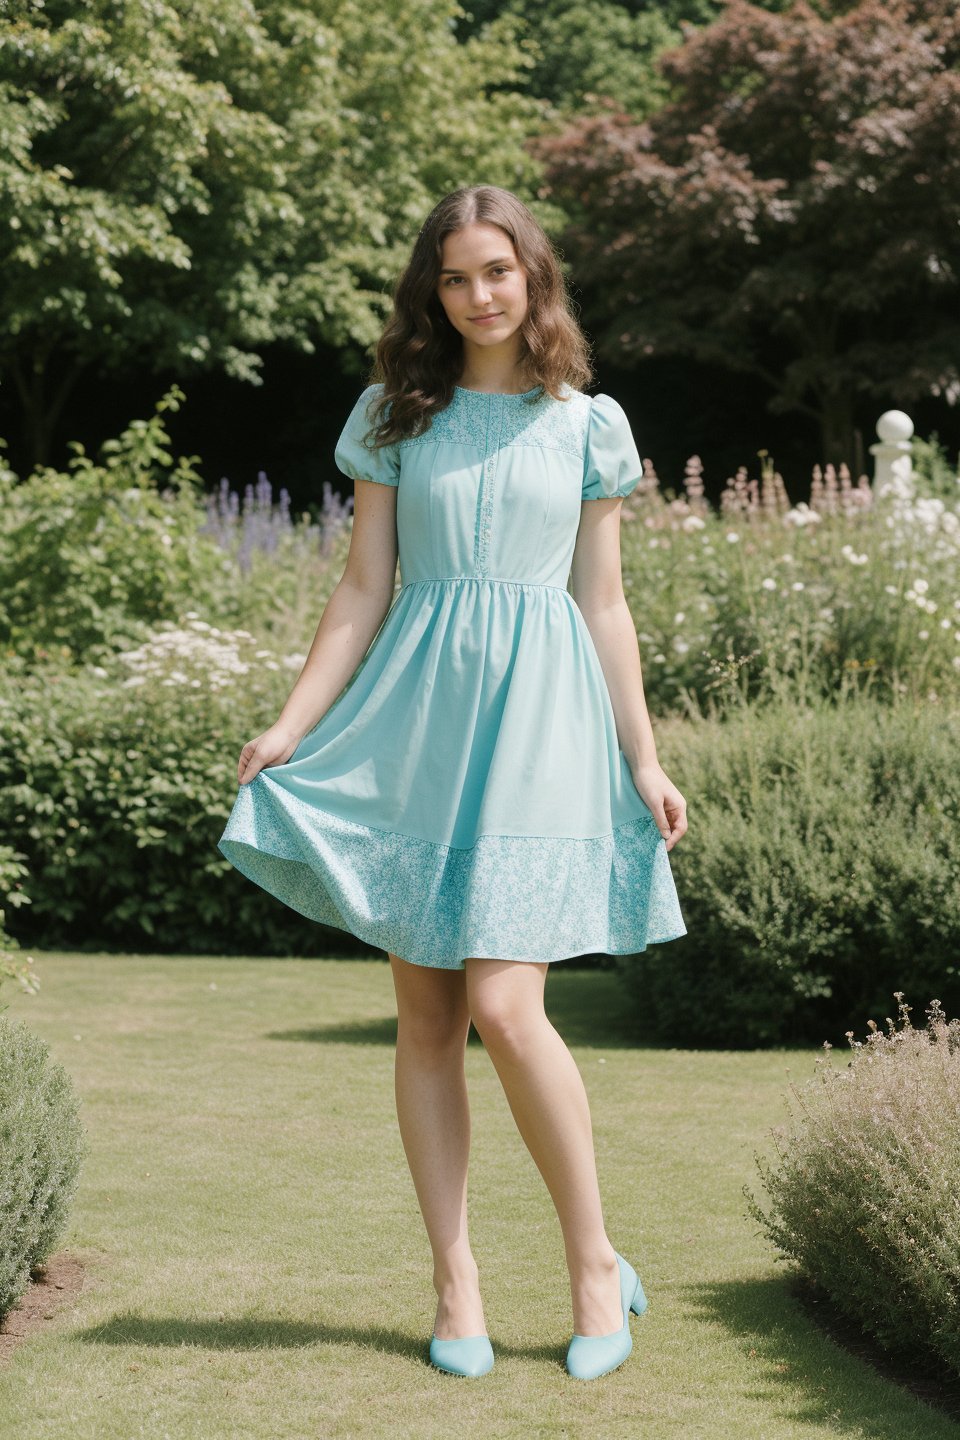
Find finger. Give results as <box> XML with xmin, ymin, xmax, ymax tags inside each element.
<box><xmin>662</xmin><ymin>808</ymin><xmax>683</xmax><ymax>845</ymax></box>
<box><xmin>650</xmin><ymin>805</ymin><xmax>671</xmax><ymax>842</ymax></box>
<box><xmin>239</xmin><ymin>751</ymin><xmax>262</xmax><ymax>786</ymax></box>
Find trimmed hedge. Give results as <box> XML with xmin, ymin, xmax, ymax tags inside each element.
<box><xmin>619</xmin><ymin>691</ymin><xmax>960</xmax><ymax>1046</ymax></box>
<box><xmin>0</xmin><ymin>634</ymin><xmax>366</xmax><ymax>958</ymax></box>
<box><xmin>0</xmin><ymin>1015</ymin><xmax>86</xmax><ymax>1321</ymax></box>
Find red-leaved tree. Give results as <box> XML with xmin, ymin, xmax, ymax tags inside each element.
<box><xmin>533</xmin><ymin>0</ymin><xmax>960</xmax><ymax>462</ymax></box>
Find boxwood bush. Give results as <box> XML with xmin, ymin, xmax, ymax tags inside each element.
<box><xmin>0</xmin><ymin>1015</ymin><xmax>86</xmax><ymax>1321</ymax></box>
<box><xmin>745</xmin><ymin>995</ymin><xmax>960</xmax><ymax>1381</ymax></box>
<box><xmin>0</xmin><ymin>629</ymin><xmax>366</xmax><ymax>957</ymax></box>
<box><xmin>619</xmin><ymin>691</ymin><xmax>960</xmax><ymax>1046</ymax></box>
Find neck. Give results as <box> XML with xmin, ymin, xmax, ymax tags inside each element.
<box><xmin>456</xmin><ymin>339</ymin><xmax>527</xmax><ymax>394</ymax></box>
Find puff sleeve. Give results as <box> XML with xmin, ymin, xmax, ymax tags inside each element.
<box><xmin>581</xmin><ymin>393</ymin><xmax>644</xmax><ymax>500</ymax></box>
<box><xmin>334</xmin><ymin>384</ymin><xmax>401</xmax><ymax>488</ymax></box>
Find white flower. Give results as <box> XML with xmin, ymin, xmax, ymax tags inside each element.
<box><xmin>792</xmin><ymin>581</ymin><xmax>805</xmax><ymax>591</ymax></box>
<box><xmin>919</xmin><ymin>630</ymin><xmax>929</xmax><ymax>640</ymax></box>
<box><xmin>726</xmin><ymin>531</ymin><xmax>740</xmax><ymax>543</ymax></box>
<box><xmin>913</xmin><ymin>578</ymin><xmax>929</xmax><ymax>594</ymax></box>
<box><xmin>91</xmin><ymin>665</ymin><xmax>108</xmax><ymax>677</ymax></box>
<box><xmin>940</xmin><ymin>618</ymin><xmax>952</xmax><ymax>629</ymax></box>
<box><xmin>674</xmin><ymin>612</ymin><xmax>686</xmax><ymax>625</ymax></box>
<box><xmin>673</xmin><ymin>638</ymin><xmax>690</xmax><ymax>654</ymax></box>
<box><xmin>761</xmin><ymin>577</ymin><xmax>777</xmax><ymax>591</ymax></box>
<box><xmin>682</xmin><ymin>514</ymin><xmax>706</xmax><ymax>532</ymax></box>
<box><xmin>884</xmin><ymin>585</ymin><xmax>898</xmax><ymax>595</ymax></box>
<box><xmin>784</xmin><ymin>503</ymin><xmax>822</xmax><ymax>527</ymax></box>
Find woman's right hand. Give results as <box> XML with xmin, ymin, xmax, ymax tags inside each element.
<box><xmin>237</xmin><ymin>722</ymin><xmax>306</xmax><ymax>786</ymax></box>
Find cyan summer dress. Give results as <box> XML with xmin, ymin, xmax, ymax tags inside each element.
<box><xmin>216</xmin><ymin>381</ymin><xmax>687</xmax><ymax>967</ymax></box>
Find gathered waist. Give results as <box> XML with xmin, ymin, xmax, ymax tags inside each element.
<box><xmin>399</xmin><ymin>575</ymin><xmax>570</xmax><ymax>593</ymax></box>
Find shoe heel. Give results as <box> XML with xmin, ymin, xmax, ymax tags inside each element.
<box><xmin>629</xmin><ymin>1277</ymin><xmax>648</xmax><ymax>1317</ymax></box>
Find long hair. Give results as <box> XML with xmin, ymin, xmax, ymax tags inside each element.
<box><xmin>364</xmin><ymin>185</ymin><xmax>593</xmax><ymax>447</ymax></box>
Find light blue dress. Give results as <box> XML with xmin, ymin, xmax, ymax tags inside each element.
<box><xmin>217</xmin><ymin>381</ymin><xmax>687</xmax><ymax>967</ymax></box>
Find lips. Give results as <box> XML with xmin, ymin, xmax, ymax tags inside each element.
<box><xmin>470</xmin><ymin>313</ymin><xmax>502</xmax><ymax>323</ymax></box>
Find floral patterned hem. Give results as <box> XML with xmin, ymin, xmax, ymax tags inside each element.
<box><xmin>217</xmin><ymin>774</ymin><xmax>687</xmax><ymax>969</ymax></box>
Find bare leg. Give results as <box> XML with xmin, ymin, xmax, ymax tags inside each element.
<box><xmin>388</xmin><ymin>953</ymin><xmax>487</xmax><ymax>1340</ymax></box>
<box><xmin>465</xmin><ymin>958</ymin><xmax>623</xmax><ymax>1337</ymax></box>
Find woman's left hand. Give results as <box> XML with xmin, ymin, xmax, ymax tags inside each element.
<box><xmin>629</xmin><ymin>762</ymin><xmax>687</xmax><ymax>852</ymax></box>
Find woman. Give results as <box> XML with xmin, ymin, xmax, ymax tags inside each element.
<box><xmin>217</xmin><ymin>184</ymin><xmax>688</xmax><ymax>1381</ymax></box>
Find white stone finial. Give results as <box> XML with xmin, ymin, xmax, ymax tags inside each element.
<box><xmin>875</xmin><ymin>411</ymin><xmax>914</xmax><ymax>445</ymax></box>
<box><xmin>870</xmin><ymin>410</ymin><xmax>914</xmax><ymax>496</ymax></box>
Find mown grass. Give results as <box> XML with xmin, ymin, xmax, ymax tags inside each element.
<box><xmin>0</xmin><ymin>954</ymin><xmax>956</xmax><ymax>1440</ymax></box>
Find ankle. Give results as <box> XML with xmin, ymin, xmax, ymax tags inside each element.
<box><xmin>432</xmin><ymin>1255</ymin><xmax>480</xmax><ymax>1295</ymax></box>
<box><xmin>565</xmin><ymin>1242</ymin><xmax>618</xmax><ymax>1281</ymax></box>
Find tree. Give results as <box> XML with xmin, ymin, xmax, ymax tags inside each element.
<box><xmin>533</xmin><ymin>0</ymin><xmax>960</xmax><ymax>463</ymax></box>
<box><xmin>0</xmin><ymin>0</ymin><xmax>546</xmax><ymax>467</ymax></box>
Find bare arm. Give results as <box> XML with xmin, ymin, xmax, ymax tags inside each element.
<box><xmin>237</xmin><ymin>476</ymin><xmax>399</xmax><ymax>784</ymax></box>
<box><xmin>569</xmin><ymin>499</ymin><xmax>687</xmax><ymax>849</ymax></box>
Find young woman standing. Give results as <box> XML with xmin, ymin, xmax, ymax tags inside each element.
<box><xmin>218</xmin><ymin>184</ymin><xmax>687</xmax><ymax>1381</ymax></box>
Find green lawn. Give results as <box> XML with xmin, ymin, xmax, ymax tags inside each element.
<box><xmin>0</xmin><ymin>954</ymin><xmax>955</xmax><ymax>1439</ymax></box>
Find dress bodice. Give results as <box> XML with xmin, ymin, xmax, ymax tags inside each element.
<box><xmin>334</xmin><ymin>382</ymin><xmax>644</xmax><ymax>592</ymax></box>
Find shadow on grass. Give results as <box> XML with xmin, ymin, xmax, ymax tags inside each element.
<box><xmin>687</xmin><ymin>1274</ymin><xmax>960</xmax><ymax>1436</ymax></box>
<box><xmin>74</xmin><ymin>1313</ymin><xmax>566</xmax><ymax>1368</ymax></box>
<box><xmin>268</xmin><ymin>968</ymin><xmax>663</xmax><ymax>1051</ymax></box>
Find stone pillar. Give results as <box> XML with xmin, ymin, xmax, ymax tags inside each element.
<box><xmin>869</xmin><ymin>411</ymin><xmax>914</xmax><ymax>497</ymax></box>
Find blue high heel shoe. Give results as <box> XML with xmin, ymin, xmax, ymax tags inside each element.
<box><xmin>428</xmin><ymin>1332</ymin><xmax>494</xmax><ymax>1377</ymax></box>
<box><xmin>565</xmin><ymin>1251</ymin><xmax>648</xmax><ymax>1381</ymax></box>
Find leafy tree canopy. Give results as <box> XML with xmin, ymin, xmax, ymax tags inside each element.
<box><xmin>0</xmin><ymin>0</ymin><xmax>549</xmax><ymax>466</ymax></box>
<box><xmin>534</xmin><ymin>0</ymin><xmax>960</xmax><ymax>459</ymax></box>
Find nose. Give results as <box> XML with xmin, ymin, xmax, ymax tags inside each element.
<box><xmin>470</xmin><ymin>279</ymin><xmax>492</xmax><ymax>305</ymax></box>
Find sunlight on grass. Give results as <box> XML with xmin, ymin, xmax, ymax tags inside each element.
<box><xmin>0</xmin><ymin>955</ymin><xmax>955</xmax><ymax>1440</ymax></box>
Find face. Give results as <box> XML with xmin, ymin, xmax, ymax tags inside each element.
<box><xmin>435</xmin><ymin>222</ymin><xmax>529</xmax><ymax>354</ymax></box>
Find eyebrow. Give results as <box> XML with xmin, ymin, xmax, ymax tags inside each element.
<box><xmin>438</xmin><ymin>257</ymin><xmax>514</xmax><ymax>274</ymax></box>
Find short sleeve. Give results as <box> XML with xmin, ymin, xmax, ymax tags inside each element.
<box><xmin>334</xmin><ymin>384</ymin><xmax>400</xmax><ymax>488</ymax></box>
<box><xmin>581</xmin><ymin>393</ymin><xmax>643</xmax><ymax>500</ymax></box>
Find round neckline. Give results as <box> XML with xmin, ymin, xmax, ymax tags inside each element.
<box><xmin>454</xmin><ymin>384</ymin><xmax>542</xmax><ymax>398</ymax></box>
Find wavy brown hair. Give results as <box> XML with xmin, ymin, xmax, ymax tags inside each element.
<box><xmin>362</xmin><ymin>185</ymin><xmax>593</xmax><ymax>449</ymax></box>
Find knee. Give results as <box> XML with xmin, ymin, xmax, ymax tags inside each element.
<box><xmin>468</xmin><ymin>995</ymin><xmax>537</xmax><ymax>1059</ymax></box>
<box><xmin>396</xmin><ymin>998</ymin><xmax>470</xmax><ymax>1058</ymax></box>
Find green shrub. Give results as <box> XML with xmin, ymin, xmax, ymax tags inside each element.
<box><xmin>745</xmin><ymin>995</ymin><xmax>960</xmax><ymax>1381</ymax></box>
<box><xmin>0</xmin><ymin>1015</ymin><xmax>86</xmax><ymax>1321</ymax></box>
<box><xmin>0</xmin><ymin>624</ymin><xmax>361</xmax><ymax>956</ymax></box>
<box><xmin>0</xmin><ymin>844</ymin><xmax>38</xmax><ymax>1002</ymax></box>
<box><xmin>618</xmin><ymin>690</ymin><xmax>960</xmax><ymax>1046</ymax></box>
<box><xmin>0</xmin><ymin>387</ymin><xmax>353</xmax><ymax>669</ymax></box>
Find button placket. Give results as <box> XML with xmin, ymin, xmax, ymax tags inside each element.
<box><xmin>475</xmin><ymin>395</ymin><xmax>502</xmax><ymax>578</ymax></box>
